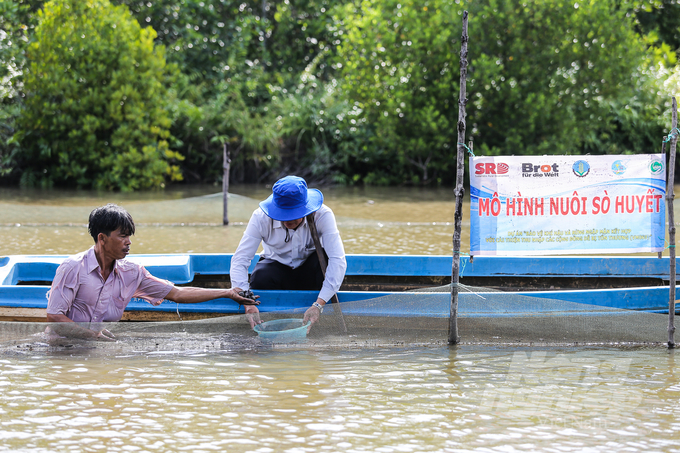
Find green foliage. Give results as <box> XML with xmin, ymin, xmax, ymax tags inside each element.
<box><xmin>0</xmin><ymin>0</ymin><xmax>40</xmax><ymax>89</ymax></box>
<box><xmin>268</xmin><ymin>0</ymin><xmax>340</xmax><ymax>80</ymax></box>
<box><xmin>0</xmin><ymin>2</ymin><xmax>24</xmax><ymax>91</ymax></box>
<box><xmin>165</xmin><ymin>69</ymin><xmax>281</xmax><ymax>183</ymax></box>
<box><xmin>117</xmin><ymin>0</ymin><xmax>342</xmax><ymax>82</ymax></box>
<box><xmin>14</xmin><ymin>0</ymin><xmax>182</xmax><ymax>191</ymax></box>
<box><xmin>335</xmin><ymin>0</ymin><xmax>653</xmax><ymax>185</ymax></box>
<box><xmin>111</xmin><ymin>0</ymin><xmax>276</xmax><ymax>182</ymax></box>
<box><xmin>583</xmin><ymin>66</ymin><xmax>667</xmax><ymax>155</ymax></box>
<box><xmin>468</xmin><ymin>0</ymin><xmax>649</xmax><ymax>154</ymax></box>
<box><xmin>114</xmin><ymin>0</ymin><xmax>260</xmax><ymax>88</ymax></box>
<box><xmin>336</xmin><ymin>0</ymin><xmax>458</xmax><ymax>185</ymax></box>
<box><xmin>0</xmin><ymin>102</ymin><xmax>20</xmax><ymax>178</ymax></box>
<box><xmin>114</xmin><ymin>0</ymin><xmax>346</xmax><ymax>184</ymax></box>
<box><xmin>0</xmin><ymin>0</ymin><xmax>39</xmax><ymax>179</ymax></box>
<box><xmin>1</xmin><ymin>0</ymin><xmax>678</xmax><ymax>188</ymax></box>
<box><xmin>270</xmin><ymin>50</ymin><xmax>350</xmax><ymax>183</ymax></box>
<box><xmin>635</xmin><ymin>0</ymin><xmax>680</xmax><ymax>65</ymax></box>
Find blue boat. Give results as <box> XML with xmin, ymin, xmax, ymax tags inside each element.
<box><xmin>0</xmin><ymin>254</ymin><xmax>677</xmax><ymax>322</ymax></box>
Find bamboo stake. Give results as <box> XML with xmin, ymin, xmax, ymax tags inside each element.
<box><xmin>306</xmin><ymin>214</ymin><xmax>348</xmax><ymax>334</ymax></box>
<box><xmin>223</xmin><ymin>143</ymin><xmax>231</xmax><ymax>226</ymax></box>
<box><xmin>450</xmin><ymin>10</ymin><xmax>468</xmax><ymax>345</ymax></box>
<box><xmin>668</xmin><ymin>97</ymin><xmax>677</xmax><ymax>349</ymax></box>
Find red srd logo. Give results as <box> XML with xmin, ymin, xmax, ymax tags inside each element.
<box><xmin>475</xmin><ymin>162</ymin><xmax>509</xmax><ymax>175</ymax></box>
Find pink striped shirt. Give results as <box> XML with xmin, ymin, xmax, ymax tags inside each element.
<box><xmin>47</xmin><ymin>247</ymin><xmax>174</xmax><ymax>322</ymax></box>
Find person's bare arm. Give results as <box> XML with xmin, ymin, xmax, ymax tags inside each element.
<box><xmin>165</xmin><ymin>287</ymin><xmax>260</xmax><ymax>305</ymax></box>
<box><xmin>46</xmin><ymin>314</ymin><xmax>115</xmax><ymax>341</ymax></box>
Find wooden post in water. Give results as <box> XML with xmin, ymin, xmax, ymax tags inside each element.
<box><xmin>668</xmin><ymin>97</ymin><xmax>677</xmax><ymax>348</ymax></box>
<box><xmin>223</xmin><ymin>143</ymin><xmax>231</xmax><ymax>226</ymax></box>
<box><xmin>450</xmin><ymin>11</ymin><xmax>468</xmax><ymax>345</ymax></box>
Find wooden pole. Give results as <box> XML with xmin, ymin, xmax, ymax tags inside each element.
<box><xmin>223</xmin><ymin>143</ymin><xmax>231</xmax><ymax>226</ymax></box>
<box><xmin>668</xmin><ymin>97</ymin><xmax>677</xmax><ymax>349</ymax></box>
<box><xmin>306</xmin><ymin>213</ymin><xmax>348</xmax><ymax>334</ymax></box>
<box><xmin>450</xmin><ymin>10</ymin><xmax>468</xmax><ymax>345</ymax></box>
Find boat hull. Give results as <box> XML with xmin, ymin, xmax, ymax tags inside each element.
<box><xmin>0</xmin><ymin>254</ymin><xmax>677</xmax><ymax>322</ymax></box>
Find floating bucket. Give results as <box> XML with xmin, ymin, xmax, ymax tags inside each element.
<box><xmin>253</xmin><ymin>318</ymin><xmax>311</xmax><ymax>343</ymax></box>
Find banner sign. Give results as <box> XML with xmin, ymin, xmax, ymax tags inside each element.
<box><xmin>470</xmin><ymin>154</ymin><xmax>666</xmax><ymax>255</ymax></box>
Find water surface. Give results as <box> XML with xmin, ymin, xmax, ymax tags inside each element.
<box><xmin>1</xmin><ymin>346</ymin><xmax>679</xmax><ymax>452</ymax></box>
<box><xmin>0</xmin><ymin>185</ymin><xmax>459</xmax><ymax>255</ymax></box>
<box><xmin>1</xmin><ymin>185</ymin><xmax>679</xmax><ymax>452</ymax></box>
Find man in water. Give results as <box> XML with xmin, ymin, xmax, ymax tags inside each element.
<box><xmin>47</xmin><ymin>203</ymin><xmax>260</xmax><ymax>341</ymax></box>
<box><xmin>230</xmin><ymin>175</ymin><xmax>347</xmax><ymax>330</ymax></box>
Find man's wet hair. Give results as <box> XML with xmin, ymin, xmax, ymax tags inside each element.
<box><xmin>88</xmin><ymin>204</ymin><xmax>135</xmax><ymax>242</ymax></box>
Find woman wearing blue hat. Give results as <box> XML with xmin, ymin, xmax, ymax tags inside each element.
<box><xmin>230</xmin><ymin>176</ymin><xmax>347</xmax><ymax>330</ymax></box>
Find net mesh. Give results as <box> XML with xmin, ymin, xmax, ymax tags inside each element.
<box><xmin>2</xmin><ymin>190</ymin><xmax>672</xmax><ymax>353</ymax></box>
<box><xmin>0</xmin><ymin>286</ymin><xmax>671</xmax><ymax>355</ymax></box>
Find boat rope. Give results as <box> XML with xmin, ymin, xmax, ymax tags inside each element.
<box><xmin>661</xmin><ymin>237</ymin><xmax>676</xmax><ymax>250</ymax></box>
<box><xmin>457</xmin><ymin>143</ymin><xmax>475</xmax><ymax>157</ymax></box>
<box><xmin>458</xmin><ymin>251</ymin><xmax>471</xmax><ymax>277</ymax></box>
<box><xmin>663</xmin><ymin>127</ymin><xmax>680</xmax><ymax>143</ymax></box>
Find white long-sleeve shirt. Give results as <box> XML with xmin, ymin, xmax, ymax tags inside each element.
<box><xmin>230</xmin><ymin>205</ymin><xmax>347</xmax><ymax>303</ymax></box>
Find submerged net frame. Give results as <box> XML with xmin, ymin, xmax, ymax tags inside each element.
<box><xmin>0</xmin><ymin>286</ymin><xmax>670</xmax><ymax>356</ymax></box>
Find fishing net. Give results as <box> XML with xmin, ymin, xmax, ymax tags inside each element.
<box><xmin>0</xmin><ymin>284</ymin><xmax>671</xmax><ymax>356</ymax></box>
<box><xmin>0</xmin><ymin>189</ymin><xmax>673</xmax><ymax>353</ymax></box>
<box><xmin>312</xmin><ymin>284</ymin><xmax>671</xmax><ymax>346</ymax></box>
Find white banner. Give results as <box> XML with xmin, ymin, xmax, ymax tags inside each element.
<box><xmin>470</xmin><ymin>154</ymin><xmax>666</xmax><ymax>255</ymax></box>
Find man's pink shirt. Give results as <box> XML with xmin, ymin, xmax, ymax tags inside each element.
<box><xmin>47</xmin><ymin>247</ymin><xmax>174</xmax><ymax>322</ymax></box>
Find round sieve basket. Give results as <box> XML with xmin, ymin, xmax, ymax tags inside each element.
<box><xmin>253</xmin><ymin>318</ymin><xmax>311</xmax><ymax>343</ymax></box>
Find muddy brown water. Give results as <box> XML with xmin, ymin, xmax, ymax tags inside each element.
<box><xmin>1</xmin><ymin>185</ymin><xmax>679</xmax><ymax>451</ymax></box>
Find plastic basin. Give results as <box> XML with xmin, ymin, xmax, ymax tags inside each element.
<box><xmin>253</xmin><ymin>318</ymin><xmax>311</xmax><ymax>343</ymax></box>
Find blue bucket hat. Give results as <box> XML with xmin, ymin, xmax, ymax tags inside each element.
<box><xmin>259</xmin><ymin>176</ymin><xmax>323</xmax><ymax>221</ymax></box>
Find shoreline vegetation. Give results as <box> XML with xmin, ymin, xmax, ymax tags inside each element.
<box><xmin>1</xmin><ymin>0</ymin><xmax>680</xmax><ymax>191</ymax></box>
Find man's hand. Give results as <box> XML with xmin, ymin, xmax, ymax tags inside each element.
<box><xmin>166</xmin><ymin>286</ymin><xmax>260</xmax><ymax>305</ymax></box>
<box><xmin>302</xmin><ymin>299</ymin><xmax>325</xmax><ymax>333</ymax></box>
<box><xmin>230</xmin><ymin>288</ymin><xmax>260</xmax><ymax>305</ymax></box>
<box><xmin>245</xmin><ymin>305</ymin><xmax>262</xmax><ymax>328</ymax></box>
<box><xmin>231</xmin><ymin>287</ymin><xmax>262</xmax><ymax>328</ymax></box>
<box><xmin>46</xmin><ymin>314</ymin><xmax>117</xmax><ymax>342</ymax></box>
<box><xmin>95</xmin><ymin>329</ymin><xmax>116</xmax><ymax>342</ymax></box>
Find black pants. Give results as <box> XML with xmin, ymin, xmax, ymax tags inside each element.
<box><xmin>250</xmin><ymin>251</ymin><xmax>325</xmax><ymax>291</ymax></box>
